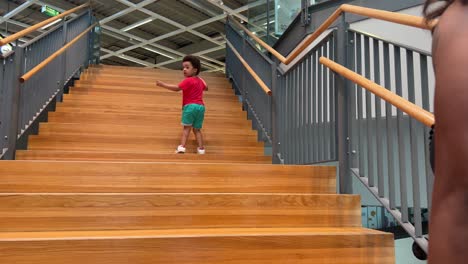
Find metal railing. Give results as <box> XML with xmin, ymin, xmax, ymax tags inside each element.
<box><xmin>225</xmin><ymin>21</ymin><xmax>274</xmax><ymax>144</ymax></box>
<box><xmin>277</xmin><ymin>31</ymin><xmax>337</xmax><ymax>164</ymax></box>
<box><xmin>0</xmin><ymin>6</ymin><xmax>99</xmax><ymax>160</ymax></box>
<box><xmin>225</xmin><ymin>4</ymin><xmax>435</xmax><ymax>255</ymax></box>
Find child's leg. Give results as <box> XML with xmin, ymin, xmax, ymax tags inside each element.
<box><xmin>180</xmin><ymin>126</ymin><xmax>192</xmax><ymax>146</ymax></box>
<box><xmin>192</xmin><ymin>128</ymin><xmax>197</xmax><ymax>139</ymax></box>
<box><xmin>193</xmin><ymin>128</ymin><xmax>204</xmax><ymax>148</ymax></box>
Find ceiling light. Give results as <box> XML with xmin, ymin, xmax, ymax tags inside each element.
<box><xmin>143</xmin><ymin>47</ymin><xmax>175</xmax><ymax>59</ymax></box>
<box><xmin>40</xmin><ymin>19</ymin><xmax>62</xmax><ymax>30</ymax></box>
<box><xmin>122</xmin><ymin>18</ymin><xmax>154</xmax><ymax>32</ymax></box>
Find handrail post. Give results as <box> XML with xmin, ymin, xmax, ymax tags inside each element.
<box><xmin>86</xmin><ymin>8</ymin><xmax>93</xmax><ymax>68</ymax></box>
<box><xmin>271</xmin><ymin>60</ymin><xmax>280</xmax><ymax>164</ymax></box>
<box><xmin>58</xmin><ymin>20</ymin><xmax>69</xmax><ymax>103</ymax></box>
<box><xmin>2</xmin><ymin>45</ymin><xmax>24</xmax><ymax>160</ymax></box>
<box><xmin>336</xmin><ymin>14</ymin><xmax>352</xmax><ymax>194</ymax></box>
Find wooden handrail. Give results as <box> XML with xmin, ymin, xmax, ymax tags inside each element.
<box><xmin>20</xmin><ymin>23</ymin><xmax>97</xmax><ymax>83</ymax></box>
<box><xmin>0</xmin><ymin>3</ymin><xmax>90</xmax><ymax>46</ymax></box>
<box><xmin>229</xmin><ymin>4</ymin><xmax>436</xmax><ymax>65</ymax></box>
<box><xmin>226</xmin><ymin>40</ymin><xmax>272</xmax><ymax>96</ymax></box>
<box><xmin>284</xmin><ymin>8</ymin><xmax>343</xmax><ymax>65</ymax></box>
<box><xmin>229</xmin><ymin>17</ymin><xmax>287</xmax><ymax>64</ymax></box>
<box><xmin>340</xmin><ymin>4</ymin><xmax>437</xmax><ymax>30</ymax></box>
<box><xmin>319</xmin><ymin>56</ymin><xmax>435</xmax><ymax>128</ymax></box>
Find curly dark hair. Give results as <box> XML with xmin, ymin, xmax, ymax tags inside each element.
<box><xmin>424</xmin><ymin>0</ymin><xmax>467</xmax><ymax>21</ymax></box>
<box><xmin>183</xmin><ymin>55</ymin><xmax>201</xmax><ymax>75</ymax></box>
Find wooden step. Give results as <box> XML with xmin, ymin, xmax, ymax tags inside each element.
<box><xmin>52</xmin><ymin>99</ymin><xmax>246</xmax><ymax>117</ymax></box>
<box><xmin>76</xmin><ymin>78</ymin><xmax>230</xmax><ymax>87</ymax></box>
<box><xmin>72</xmin><ymin>82</ymin><xmax>234</xmax><ymax>96</ymax></box>
<box><xmin>28</xmin><ymin>133</ymin><xmax>262</xmax><ymax>146</ymax></box>
<box><xmin>62</xmin><ymin>92</ymin><xmax>242</xmax><ymax>106</ymax></box>
<box><xmin>27</xmin><ymin>139</ymin><xmax>264</xmax><ymax>155</ymax></box>
<box><xmin>38</xmin><ymin>123</ymin><xmax>258</xmax><ymax>137</ymax></box>
<box><xmin>0</xmin><ymin>161</ymin><xmax>336</xmax><ymax>193</ymax></box>
<box><xmin>15</xmin><ymin>151</ymin><xmax>271</xmax><ymax>163</ymax></box>
<box><xmin>53</xmin><ymin>106</ymin><xmax>247</xmax><ymax>119</ymax></box>
<box><xmin>53</xmin><ymin>101</ymin><xmax>245</xmax><ymax>115</ymax></box>
<box><xmin>0</xmin><ymin>193</ymin><xmax>360</xmax><ymax>232</ymax></box>
<box><xmin>29</xmin><ymin>134</ymin><xmax>263</xmax><ymax>150</ymax></box>
<box><xmin>0</xmin><ymin>227</ymin><xmax>394</xmax><ymax>264</ymax></box>
<box><xmin>31</xmin><ymin>130</ymin><xmax>259</xmax><ymax>143</ymax></box>
<box><xmin>46</xmin><ymin>112</ymin><xmax>253</xmax><ymax>128</ymax></box>
<box><xmin>69</xmin><ymin>85</ymin><xmax>235</xmax><ymax>98</ymax></box>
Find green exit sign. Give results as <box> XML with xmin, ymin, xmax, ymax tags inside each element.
<box><xmin>41</xmin><ymin>5</ymin><xmax>61</xmax><ymax>17</ymax></box>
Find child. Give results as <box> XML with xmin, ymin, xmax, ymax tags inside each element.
<box><xmin>156</xmin><ymin>55</ymin><xmax>208</xmax><ymax>154</ymax></box>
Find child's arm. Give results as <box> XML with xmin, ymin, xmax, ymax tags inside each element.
<box><xmin>200</xmin><ymin>78</ymin><xmax>208</xmax><ymax>91</ymax></box>
<box><xmin>156</xmin><ymin>80</ymin><xmax>181</xmax><ymax>92</ymax></box>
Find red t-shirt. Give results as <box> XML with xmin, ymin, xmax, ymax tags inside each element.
<box><xmin>178</xmin><ymin>76</ymin><xmax>206</xmax><ymax>106</ymax></box>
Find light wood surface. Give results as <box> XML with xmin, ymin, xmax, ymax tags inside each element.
<box><xmin>0</xmin><ymin>161</ymin><xmax>336</xmax><ymax>193</ymax></box>
<box><xmin>0</xmin><ymin>193</ymin><xmax>360</xmax><ymax>232</ymax></box>
<box><xmin>15</xmin><ymin>150</ymin><xmax>272</xmax><ymax>163</ymax></box>
<box><xmin>0</xmin><ymin>227</ymin><xmax>394</xmax><ymax>264</ymax></box>
<box><xmin>1</xmin><ymin>65</ymin><xmax>394</xmax><ymax>262</ymax></box>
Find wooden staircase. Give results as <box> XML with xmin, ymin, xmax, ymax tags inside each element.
<box><xmin>0</xmin><ymin>65</ymin><xmax>394</xmax><ymax>263</ymax></box>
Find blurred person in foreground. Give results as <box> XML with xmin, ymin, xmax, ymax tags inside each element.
<box><xmin>424</xmin><ymin>0</ymin><xmax>468</xmax><ymax>263</ymax></box>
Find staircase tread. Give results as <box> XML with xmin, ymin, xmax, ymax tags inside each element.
<box><xmin>0</xmin><ymin>227</ymin><xmax>391</xmax><ymax>241</ymax></box>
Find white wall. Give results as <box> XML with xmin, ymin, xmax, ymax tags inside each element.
<box><xmin>350</xmin><ymin>5</ymin><xmax>432</xmax><ymax>54</ymax></box>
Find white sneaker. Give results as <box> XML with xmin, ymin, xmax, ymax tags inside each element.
<box><xmin>175</xmin><ymin>145</ymin><xmax>186</xmax><ymax>154</ymax></box>
<box><xmin>197</xmin><ymin>147</ymin><xmax>205</xmax><ymax>155</ymax></box>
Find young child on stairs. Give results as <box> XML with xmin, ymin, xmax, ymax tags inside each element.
<box><xmin>156</xmin><ymin>55</ymin><xmax>208</xmax><ymax>154</ymax></box>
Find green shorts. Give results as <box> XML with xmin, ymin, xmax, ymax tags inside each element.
<box><xmin>181</xmin><ymin>104</ymin><xmax>205</xmax><ymax>129</ymax></box>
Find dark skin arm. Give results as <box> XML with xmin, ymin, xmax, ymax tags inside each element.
<box><xmin>156</xmin><ymin>80</ymin><xmax>181</xmax><ymax>92</ymax></box>
<box><xmin>200</xmin><ymin>77</ymin><xmax>208</xmax><ymax>91</ymax></box>
<box><xmin>429</xmin><ymin>1</ymin><xmax>468</xmax><ymax>263</ymax></box>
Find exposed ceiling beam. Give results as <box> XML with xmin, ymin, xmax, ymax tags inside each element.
<box><xmin>0</xmin><ymin>0</ymin><xmax>37</xmax><ymax>25</ymax></box>
<box><xmin>155</xmin><ymin>45</ymin><xmax>225</xmax><ymax>67</ymax></box>
<box><xmin>2</xmin><ymin>0</ymin><xmax>259</xmax><ymax>70</ymax></box>
<box><xmin>100</xmin><ymin>25</ymin><xmax>223</xmax><ymax>69</ymax></box>
<box><xmin>101</xmin><ymin>47</ymin><xmax>168</xmax><ymax>68</ymax></box>
<box><xmin>100</xmin><ymin>0</ymin><xmax>157</xmax><ymax>25</ymax></box>
<box><xmin>114</xmin><ymin>0</ymin><xmax>223</xmax><ymax>46</ymax></box>
<box><xmin>182</xmin><ymin>0</ymin><xmax>220</xmax><ymax>17</ymax></box>
<box><xmin>205</xmin><ymin>0</ymin><xmax>248</xmax><ymax>22</ymax></box>
<box><xmin>100</xmin><ymin>1</ymin><xmax>264</xmax><ymax>62</ymax></box>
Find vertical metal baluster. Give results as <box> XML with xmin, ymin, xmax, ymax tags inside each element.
<box><xmin>307</xmin><ymin>54</ymin><xmax>314</xmax><ymax>163</ymax></box>
<box><xmin>356</xmin><ymin>34</ymin><xmax>366</xmax><ymax>177</ymax></box>
<box><xmin>286</xmin><ymin>73</ymin><xmax>291</xmax><ymax>163</ymax></box>
<box><xmin>317</xmin><ymin>46</ymin><xmax>323</xmax><ymax>161</ymax></box>
<box><xmin>329</xmin><ymin>36</ymin><xmax>336</xmax><ymax>160</ymax></box>
<box><xmin>299</xmin><ymin>63</ymin><xmax>304</xmax><ymax>164</ymax></box>
<box><xmin>384</xmin><ymin>43</ymin><xmax>397</xmax><ymax>209</ymax></box>
<box><xmin>407</xmin><ymin>50</ymin><xmax>423</xmax><ymax>237</ymax></box>
<box><xmin>313</xmin><ymin>51</ymin><xmax>318</xmax><ymax>162</ymax></box>
<box><xmin>348</xmin><ymin>32</ymin><xmax>358</xmax><ymax>169</ymax></box>
<box><xmin>323</xmin><ymin>41</ymin><xmax>329</xmax><ymax>160</ymax></box>
<box><xmin>294</xmin><ymin>67</ymin><xmax>299</xmax><ymax>163</ymax></box>
<box><xmin>301</xmin><ymin>59</ymin><xmax>308</xmax><ymax>163</ymax></box>
<box><xmin>394</xmin><ymin>46</ymin><xmax>409</xmax><ymax>223</ymax></box>
<box><xmin>364</xmin><ymin>36</ymin><xmax>375</xmax><ymax>186</ymax></box>
<box><xmin>374</xmin><ymin>39</ymin><xmax>385</xmax><ymax>196</ymax></box>
<box><xmin>305</xmin><ymin>56</ymin><xmax>310</xmax><ymax>163</ymax></box>
<box><xmin>420</xmin><ymin>55</ymin><xmax>434</xmax><ymax>216</ymax></box>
